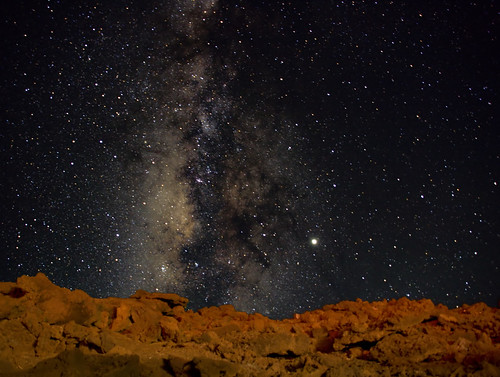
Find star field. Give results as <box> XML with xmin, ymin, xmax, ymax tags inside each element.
<box><xmin>1</xmin><ymin>0</ymin><xmax>498</xmax><ymax>318</ymax></box>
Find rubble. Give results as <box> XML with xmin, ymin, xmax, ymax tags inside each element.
<box><xmin>0</xmin><ymin>273</ymin><xmax>498</xmax><ymax>376</ymax></box>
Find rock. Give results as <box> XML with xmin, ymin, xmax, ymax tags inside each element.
<box><xmin>0</xmin><ymin>319</ymin><xmax>37</xmax><ymax>370</ymax></box>
<box><xmin>5</xmin><ymin>349</ymin><xmax>158</xmax><ymax>377</ymax></box>
<box><xmin>16</xmin><ymin>273</ymin><xmax>55</xmax><ymax>293</ymax></box>
<box><xmin>190</xmin><ymin>356</ymin><xmax>244</xmax><ymax>377</ymax></box>
<box><xmin>0</xmin><ymin>273</ymin><xmax>499</xmax><ymax>376</ymax></box>
<box><xmin>35</xmin><ymin>323</ymin><xmax>66</xmax><ymax>357</ymax></box>
<box><xmin>371</xmin><ymin>331</ymin><xmax>449</xmax><ymax>363</ymax></box>
<box><xmin>130</xmin><ymin>289</ymin><xmax>189</xmax><ymax>308</ymax></box>
<box><xmin>160</xmin><ymin>316</ymin><xmax>180</xmax><ymax>341</ymax></box>
<box><xmin>99</xmin><ymin>330</ymin><xmax>134</xmax><ymax>354</ymax></box>
<box><xmin>109</xmin><ymin>303</ymin><xmax>132</xmax><ymax>332</ymax></box>
<box><xmin>251</xmin><ymin>332</ymin><xmax>312</xmax><ymax>356</ymax></box>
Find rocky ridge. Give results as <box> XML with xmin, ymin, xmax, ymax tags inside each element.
<box><xmin>0</xmin><ymin>273</ymin><xmax>499</xmax><ymax>376</ymax></box>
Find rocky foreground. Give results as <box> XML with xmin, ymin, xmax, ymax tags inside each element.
<box><xmin>0</xmin><ymin>274</ymin><xmax>499</xmax><ymax>376</ymax></box>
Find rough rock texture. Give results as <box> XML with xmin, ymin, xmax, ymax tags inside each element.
<box><xmin>0</xmin><ymin>273</ymin><xmax>499</xmax><ymax>376</ymax></box>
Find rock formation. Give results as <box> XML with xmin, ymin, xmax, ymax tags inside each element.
<box><xmin>0</xmin><ymin>273</ymin><xmax>499</xmax><ymax>376</ymax></box>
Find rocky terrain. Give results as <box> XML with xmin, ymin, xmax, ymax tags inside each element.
<box><xmin>0</xmin><ymin>273</ymin><xmax>499</xmax><ymax>376</ymax></box>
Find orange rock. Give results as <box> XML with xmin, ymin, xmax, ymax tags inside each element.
<box><xmin>1</xmin><ymin>273</ymin><xmax>499</xmax><ymax>376</ymax></box>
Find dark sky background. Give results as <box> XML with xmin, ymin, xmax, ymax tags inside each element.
<box><xmin>1</xmin><ymin>0</ymin><xmax>498</xmax><ymax>318</ymax></box>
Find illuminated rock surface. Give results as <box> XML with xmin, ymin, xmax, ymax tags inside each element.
<box><xmin>0</xmin><ymin>273</ymin><xmax>499</xmax><ymax>376</ymax></box>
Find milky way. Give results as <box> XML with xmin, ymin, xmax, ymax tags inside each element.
<box><xmin>1</xmin><ymin>1</ymin><xmax>498</xmax><ymax>318</ymax></box>
<box><xmin>121</xmin><ymin>0</ymin><xmax>316</xmax><ymax>313</ymax></box>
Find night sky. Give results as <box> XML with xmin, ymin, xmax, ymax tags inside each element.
<box><xmin>1</xmin><ymin>1</ymin><xmax>498</xmax><ymax>318</ymax></box>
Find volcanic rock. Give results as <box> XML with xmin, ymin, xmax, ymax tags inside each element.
<box><xmin>0</xmin><ymin>273</ymin><xmax>499</xmax><ymax>376</ymax></box>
